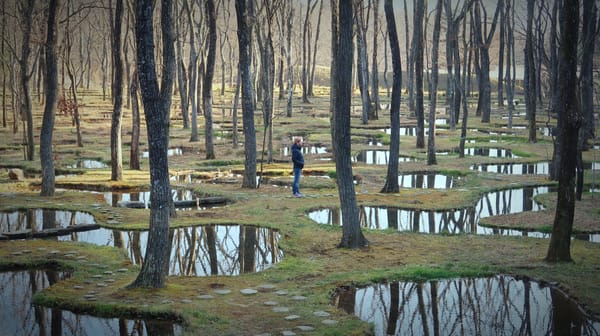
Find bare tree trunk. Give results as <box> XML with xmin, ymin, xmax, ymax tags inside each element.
<box><xmin>370</xmin><ymin>0</ymin><xmax>379</xmax><ymax>120</ymax></box>
<box><xmin>329</xmin><ymin>0</ymin><xmax>338</xmax><ymax>162</ymax></box>
<box><xmin>232</xmin><ymin>67</ymin><xmax>240</xmax><ymax>148</ymax></box>
<box><xmin>128</xmin><ymin>0</ymin><xmax>176</xmax><ymax>289</ymax></box>
<box><xmin>301</xmin><ymin>0</ymin><xmax>317</xmax><ymax>103</ymax></box>
<box><xmin>19</xmin><ymin>0</ymin><xmax>36</xmax><ymax>161</ymax></box>
<box><xmin>1</xmin><ymin>1</ymin><xmax>5</xmax><ymax>129</ymax></box>
<box><xmin>580</xmin><ymin>0</ymin><xmax>596</xmax><ymax>147</ymax></box>
<box><xmin>381</xmin><ymin>0</ymin><xmax>401</xmax><ymax>193</ymax></box>
<box><xmin>309</xmin><ymin>0</ymin><xmax>324</xmax><ymax>97</ymax></box>
<box><xmin>546</xmin><ymin>0</ymin><xmax>580</xmax><ymax>263</ymax></box>
<box><xmin>505</xmin><ymin>0</ymin><xmax>515</xmax><ymax>129</ymax></box>
<box><xmin>129</xmin><ymin>71</ymin><xmax>140</xmax><ymax>170</ymax></box>
<box><xmin>110</xmin><ymin>0</ymin><xmax>124</xmax><ymax>181</ymax></box>
<box><xmin>236</xmin><ymin>0</ymin><xmax>257</xmax><ymax>189</ymax></box>
<box><xmin>204</xmin><ymin>0</ymin><xmax>216</xmax><ymax>159</ymax></box>
<box><xmin>285</xmin><ymin>2</ymin><xmax>294</xmax><ymax>117</ymax></box>
<box><xmin>175</xmin><ymin>1</ymin><xmax>189</xmax><ymax>128</ymax></box>
<box><xmin>524</xmin><ymin>0</ymin><xmax>537</xmax><ymax>142</ymax></box>
<box><xmin>413</xmin><ymin>0</ymin><xmax>425</xmax><ymax>148</ymax></box>
<box><xmin>403</xmin><ymin>0</ymin><xmax>414</xmax><ymax>113</ymax></box>
<box><xmin>335</xmin><ymin>0</ymin><xmax>368</xmax><ymax>249</ymax></box>
<box><xmin>185</xmin><ymin>0</ymin><xmax>199</xmax><ymax>142</ymax></box>
<box><xmin>355</xmin><ymin>0</ymin><xmax>371</xmax><ymax>125</ymax></box>
<box><xmin>427</xmin><ymin>0</ymin><xmax>443</xmax><ymax>166</ymax></box>
<box><xmin>40</xmin><ymin>0</ymin><xmax>60</xmax><ymax>196</ymax></box>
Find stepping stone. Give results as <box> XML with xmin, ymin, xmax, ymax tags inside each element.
<box><xmin>313</xmin><ymin>311</ymin><xmax>330</xmax><ymax>317</ymax></box>
<box><xmin>96</xmin><ymin>283</ymin><xmax>107</xmax><ymax>287</ymax></box>
<box><xmin>104</xmin><ymin>279</ymin><xmax>116</xmax><ymax>283</ymax></box>
<box><xmin>254</xmin><ymin>333</ymin><xmax>272</xmax><ymax>336</ymax></box>
<box><xmin>263</xmin><ymin>301</ymin><xmax>278</xmax><ymax>306</ymax></box>
<box><xmin>73</xmin><ymin>285</ymin><xmax>84</xmax><ymax>289</ymax></box>
<box><xmin>91</xmin><ymin>275</ymin><xmax>103</xmax><ymax>279</ymax></box>
<box><xmin>214</xmin><ymin>289</ymin><xmax>231</xmax><ymax>295</ymax></box>
<box><xmin>284</xmin><ymin>315</ymin><xmax>301</xmax><ymax>321</ymax></box>
<box><xmin>321</xmin><ymin>319</ymin><xmax>338</xmax><ymax>325</ymax></box>
<box><xmin>103</xmin><ymin>271</ymin><xmax>114</xmax><ymax>275</ymax></box>
<box><xmin>295</xmin><ymin>326</ymin><xmax>315</xmax><ymax>332</ymax></box>
<box><xmin>273</xmin><ymin>307</ymin><xmax>290</xmax><ymax>313</ymax></box>
<box><xmin>290</xmin><ymin>295</ymin><xmax>306</xmax><ymax>301</ymax></box>
<box><xmin>181</xmin><ymin>299</ymin><xmax>193</xmax><ymax>304</ymax></box>
<box><xmin>257</xmin><ymin>284</ymin><xmax>276</xmax><ymax>292</ymax></box>
<box><xmin>21</xmin><ymin>250</ymin><xmax>32</xmax><ymax>254</ymax></box>
<box><xmin>84</xmin><ymin>294</ymin><xmax>96</xmax><ymax>299</ymax></box>
<box><xmin>37</xmin><ymin>248</ymin><xmax>47</xmax><ymax>251</ymax></box>
<box><xmin>117</xmin><ymin>268</ymin><xmax>128</xmax><ymax>273</ymax></box>
<box><xmin>10</xmin><ymin>252</ymin><xmax>22</xmax><ymax>256</ymax></box>
<box><xmin>281</xmin><ymin>331</ymin><xmax>296</xmax><ymax>336</ymax></box>
<box><xmin>240</xmin><ymin>288</ymin><xmax>258</xmax><ymax>295</ymax></box>
<box><xmin>275</xmin><ymin>290</ymin><xmax>289</xmax><ymax>296</ymax></box>
<box><xmin>197</xmin><ymin>295</ymin><xmax>214</xmax><ymax>300</ymax></box>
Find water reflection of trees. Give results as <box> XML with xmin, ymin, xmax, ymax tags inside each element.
<box><xmin>0</xmin><ymin>209</ymin><xmax>95</xmax><ymax>234</ymax></box>
<box><xmin>335</xmin><ymin>276</ymin><xmax>600</xmax><ymax>336</ymax></box>
<box><xmin>1</xmin><ymin>270</ymin><xmax>181</xmax><ymax>335</ymax></box>
<box><xmin>398</xmin><ymin>173</ymin><xmax>455</xmax><ymax>189</ymax></box>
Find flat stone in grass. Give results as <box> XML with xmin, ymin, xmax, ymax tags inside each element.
<box><xmin>273</xmin><ymin>307</ymin><xmax>290</xmax><ymax>313</ymax></box>
<box><xmin>263</xmin><ymin>301</ymin><xmax>278</xmax><ymax>306</ymax></box>
<box><xmin>290</xmin><ymin>295</ymin><xmax>306</xmax><ymax>301</ymax></box>
<box><xmin>295</xmin><ymin>326</ymin><xmax>315</xmax><ymax>332</ymax></box>
<box><xmin>321</xmin><ymin>319</ymin><xmax>338</xmax><ymax>325</ymax></box>
<box><xmin>313</xmin><ymin>311</ymin><xmax>330</xmax><ymax>317</ymax></box>
<box><xmin>257</xmin><ymin>284</ymin><xmax>277</xmax><ymax>292</ymax></box>
<box><xmin>284</xmin><ymin>315</ymin><xmax>301</xmax><ymax>321</ymax></box>
<box><xmin>197</xmin><ymin>294</ymin><xmax>214</xmax><ymax>300</ymax></box>
<box><xmin>240</xmin><ymin>288</ymin><xmax>258</xmax><ymax>295</ymax></box>
<box><xmin>281</xmin><ymin>331</ymin><xmax>296</xmax><ymax>336</ymax></box>
<box><xmin>182</xmin><ymin>299</ymin><xmax>193</xmax><ymax>304</ymax></box>
<box><xmin>214</xmin><ymin>289</ymin><xmax>231</xmax><ymax>295</ymax></box>
<box><xmin>275</xmin><ymin>290</ymin><xmax>289</xmax><ymax>296</ymax></box>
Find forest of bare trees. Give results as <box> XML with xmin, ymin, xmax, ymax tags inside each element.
<box><xmin>1</xmin><ymin>0</ymin><xmax>598</xmax><ymax>284</ymax></box>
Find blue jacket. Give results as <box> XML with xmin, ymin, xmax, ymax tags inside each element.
<box><xmin>292</xmin><ymin>143</ymin><xmax>304</xmax><ymax>169</ymax></box>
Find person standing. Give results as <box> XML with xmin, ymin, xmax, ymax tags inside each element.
<box><xmin>291</xmin><ymin>137</ymin><xmax>305</xmax><ymax>197</ymax></box>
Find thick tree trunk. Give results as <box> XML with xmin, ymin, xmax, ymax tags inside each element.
<box><xmin>40</xmin><ymin>0</ymin><xmax>59</xmax><ymax>196</ymax></box>
<box><xmin>381</xmin><ymin>0</ymin><xmax>401</xmax><ymax>193</ymax></box>
<box><xmin>236</xmin><ymin>0</ymin><xmax>257</xmax><ymax>189</ymax></box>
<box><xmin>546</xmin><ymin>0</ymin><xmax>580</xmax><ymax>263</ymax></box>
<box><xmin>128</xmin><ymin>0</ymin><xmax>175</xmax><ymax>289</ymax></box>
<box><xmin>335</xmin><ymin>0</ymin><xmax>368</xmax><ymax>249</ymax></box>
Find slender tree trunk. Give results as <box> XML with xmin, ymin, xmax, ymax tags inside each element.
<box><xmin>204</xmin><ymin>0</ymin><xmax>217</xmax><ymax>159</ymax></box>
<box><xmin>175</xmin><ymin>1</ymin><xmax>189</xmax><ymax>128</ymax></box>
<box><xmin>497</xmin><ymin>1</ymin><xmax>505</xmax><ymax>107</ymax></box>
<box><xmin>40</xmin><ymin>0</ymin><xmax>60</xmax><ymax>196</ymax></box>
<box><xmin>546</xmin><ymin>0</ymin><xmax>580</xmax><ymax>263</ymax></box>
<box><xmin>309</xmin><ymin>0</ymin><xmax>323</xmax><ymax>97</ymax></box>
<box><xmin>404</xmin><ymin>0</ymin><xmax>414</xmax><ymax>113</ymax></box>
<box><xmin>129</xmin><ymin>71</ymin><xmax>141</xmax><ymax>170</ymax></box>
<box><xmin>413</xmin><ymin>0</ymin><xmax>425</xmax><ymax>148</ymax></box>
<box><xmin>370</xmin><ymin>0</ymin><xmax>379</xmax><ymax>120</ymax></box>
<box><xmin>110</xmin><ymin>0</ymin><xmax>124</xmax><ymax>181</ymax></box>
<box><xmin>580</xmin><ymin>0</ymin><xmax>596</xmax><ymax>147</ymax></box>
<box><xmin>381</xmin><ymin>0</ymin><xmax>401</xmax><ymax>193</ymax></box>
<box><xmin>19</xmin><ymin>0</ymin><xmax>35</xmax><ymax>161</ymax></box>
<box><xmin>427</xmin><ymin>0</ymin><xmax>443</xmax><ymax>166</ymax></box>
<box><xmin>525</xmin><ymin>0</ymin><xmax>537</xmax><ymax>142</ymax></box>
<box><xmin>329</xmin><ymin>0</ymin><xmax>338</xmax><ymax>162</ymax></box>
<box><xmin>505</xmin><ymin>0</ymin><xmax>515</xmax><ymax>129</ymax></box>
<box><xmin>232</xmin><ymin>67</ymin><xmax>241</xmax><ymax>148</ymax></box>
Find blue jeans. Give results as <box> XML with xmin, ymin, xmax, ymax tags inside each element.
<box><xmin>293</xmin><ymin>167</ymin><xmax>302</xmax><ymax>194</ymax></box>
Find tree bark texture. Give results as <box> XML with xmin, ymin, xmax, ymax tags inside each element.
<box><xmin>19</xmin><ymin>0</ymin><xmax>35</xmax><ymax>161</ymax></box>
<box><xmin>40</xmin><ymin>0</ymin><xmax>60</xmax><ymax>196</ymax></box>
<box><xmin>335</xmin><ymin>0</ymin><xmax>368</xmax><ymax>249</ymax></box>
<box><xmin>546</xmin><ymin>0</ymin><xmax>581</xmax><ymax>263</ymax></box>
<box><xmin>236</xmin><ymin>0</ymin><xmax>257</xmax><ymax>189</ymax></box>
<box><xmin>524</xmin><ymin>0</ymin><xmax>537</xmax><ymax>143</ymax></box>
<box><xmin>381</xmin><ymin>0</ymin><xmax>401</xmax><ymax>193</ymax></box>
<box><xmin>128</xmin><ymin>0</ymin><xmax>175</xmax><ymax>289</ymax></box>
<box><xmin>111</xmin><ymin>0</ymin><xmax>124</xmax><ymax>181</ymax></box>
<box><xmin>204</xmin><ymin>0</ymin><xmax>216</xmax><ymax>160</ymax></box>
<box><xmin>413</xmin><ymin>0</ymin><xmax>425</xmax><ymax>148</ymax></box>
<box><xmin>427</xmin><ymin>0</ymin><xmax>443</xmax><ymax>166</ymax></box>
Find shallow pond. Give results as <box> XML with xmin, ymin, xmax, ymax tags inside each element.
<box><xmin>58</xmin><ymin>225</ymin><xmax>282</xmax><ymax>276</ymax></box>
<box><xmin>461</xmin><ymin>147</ymin><xmax>519</xmax><ymax>158</ymax></box>
<box><xmin>333</xmin><ymin>275</ymin><xmax>600</xmax><ymax>336</ymax></box>
<box><xmin>398</xmin><ymin>173</ymin><xmax>457</xmax><ymax>189</ymax></box>
<box><xmin>67</xmin><ymin>159</ymin><xmax>107</xmax><ymax>169</ymax></box>
<box><xmin>0</xmin><ymin>209</ymin><xmax>96</xmax><ymax>238</ymax></box>
<box><xmin>352</xmin><ymin>150</ymin><xmax>416</xmax><ymax>165</ymax></box>
<box><xmin>142</xmin><ymin>148</ymin><xmax>183</xmax><ymax>158</ymax></box>
<box><xmin>307</xmin><ymin>186</ymin><xmax>595</xmax><ymax>239</ymax></box>
<box><xmin>279</xmin><ymin>145</ymin><xmax>328</xmax><ymax>156</ymax></box>
<box><xmin>471</xmin><ymin>161</ymin><xmax>549</xmax><ymax>175</ymax></box>
<box><xmin>0</xmin><ymin>269</ymin><xmax>182</xmax><ymax>336</ymax></box>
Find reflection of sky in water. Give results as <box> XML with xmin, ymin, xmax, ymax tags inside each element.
<box><xmin>472</xmin><ymin>162</ymin><xmax>549</xmax><ymax>175</ymax></box>
<box><xmin>0</xmin><ymin>209</ymin><xmax>95</xmax><ymax>233</ymax></box>
<box><xmin>308</xmin><ymin>186</ymin><xmax>599</xmax><ymax>241</ymax></box>
<box><xmin>335</xmin><ymin>275</ymin><xmax>600</xmax><ymax>336</ymax></box>
<box><xmin>462</xmin><ymin>147</ymin><xmax>519</xmax><ymax>158</ymax></box>
<box><xmin>0</xmin><ymin>270</ymin><xmax>181</xmax><ymax>336</ymax></box>
<box><xmin>142</xmin><ymin>148</ymin><xmax>183</xmax><ymax>158</ymax></box>
<box><xmin>280</xmin><ymin>146</ymin><xmax>328</xmax><ymax>156</ymax></box>
<box><xmin>398</xmin><ymin>174</ymin><xmax>455</xmax><ymax>189</ymax></box>
<box><xmin>58</xmin><ymin>225</ymin><xmax>282</xmax><ymax>276</ymax></box>
<box><xmin>102</xmin><ymin>189</ymin><xmax>195</xmax><ymax>209</ymax></box>
<box><xmin>382</xmin><ymin>127</ymin><xmax>429</xmax><ymax>136</ymax></box>
<box><xmin>67</xmin><ymin>159</ymin><xmax>108</xmax><ymax>169</ymax></box>
<box><xmin>352</xmin><ymin>150</ymin><xmax>416</xmax><ymax>165</ymax></box>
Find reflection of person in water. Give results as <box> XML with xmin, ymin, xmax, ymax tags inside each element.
<box><xmin>291</xmin><ymin>136</ymin><xmax>304</xmax><ymax>197</ymax></box>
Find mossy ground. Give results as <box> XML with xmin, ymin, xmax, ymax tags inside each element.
<box><xmin>1</xmin><ymin>88</ymin><xmax>599</xmax><ymax>335</ymax></box>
